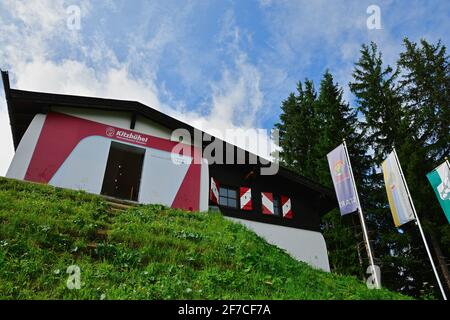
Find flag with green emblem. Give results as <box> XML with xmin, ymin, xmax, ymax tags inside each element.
<box><xmin>426</xmin><ymin>161</ymin><xmax>450</xmax><ymax>224</ymax></box>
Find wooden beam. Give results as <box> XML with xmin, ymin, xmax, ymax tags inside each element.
<box><xmin>130</xmin><ymin>113</ymin><xmax>136</xmax><ymax>130</ymax></box>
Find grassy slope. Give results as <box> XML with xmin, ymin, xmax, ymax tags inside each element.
<box><xmin>0</xmin><ymin>177</ymin><xmax>409</xmax><ymax>300</ymax></box>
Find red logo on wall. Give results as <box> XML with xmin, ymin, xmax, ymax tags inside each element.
<box><xmin>106</xmin><ymin>127</ymin><xmax>116</xmax><ymax>137</ymax></box>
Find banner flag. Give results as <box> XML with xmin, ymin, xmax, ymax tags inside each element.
<box><xmin>210</xmin><ymin>178</ymin><xmax>219</xmax><ymax>204</ymax></box>
<box><xmin>327</xmin><ymin>144</ymin><xmax>358</xmax><ymax>215</ymax></box>
<box><xmin>427</xmin><ymin>161</ymin><xmax>450</xmax><ymax>224</ymax></box>
<box><xmin>381</xmin><ymin>151</ymin><xmax>416</xmax><ymax>227</ymax></box>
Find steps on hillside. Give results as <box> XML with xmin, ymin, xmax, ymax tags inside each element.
<box><xmin>86</xmin><ymin>197</ymin><xmax>142</xmax><ymax>251</ymax></box>
<box><xmin>102</xmin><ymin>195</ymin><xmax>140</xmax><ymax>219</ymax></box>
<box><xmin>107</xmin><ymin>201</ymin><xmax>135</xmax><ymax>211</ymax></box>
<box><xmin>102</xmin><ymin>195</ymin><xmax>140</xmax><ymax>207</ymax></box>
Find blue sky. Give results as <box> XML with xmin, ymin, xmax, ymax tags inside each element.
<box><xmin>0</xmin><ymin>0</ymin><xmax>449</xmax><ymax>175</ymax></box>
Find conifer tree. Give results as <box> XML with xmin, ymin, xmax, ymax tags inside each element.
<box><xmin>274</xmin><ymin>39</ymin><xmax>449</xmax><ymax>298</ymax></box>
<box><xmin>349</xmin><ymin>41</ymin><xmax>441</xmax><ymax>297</ymax></box>
<box><xmin>398</xmin><ymin>38</ymin><xmax>450</xmax><ymax>293</ymax></box>
<box><xmin>274</xmin><ymin>79</ymin><xmax>318</xmax><ymax>177</ymax></box>
<box><xmin>314</xmin><ymin>70</ymin><xmax>370</xmax><ymax>277</ymax></box>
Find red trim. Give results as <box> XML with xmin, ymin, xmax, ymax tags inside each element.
<box><xmin>261</xmin><ymin>192</ymin><xmax>274</xmax><ymax>215</ymax></box>
<box><xmin>171</xmin><ymin>158</ymin><xmax>201</xmax><ymax>211</ymax></box>
<box><xmin>240</xmin><ymin>187</ymin><xmax>252</xmax><ymax>211</ymax></box>
<box><xmin>210</xmin><ymin>178</ymin><xmax>219</xmax><ymax>204</ymax></box>
<box><xmin>281</xmin><ymin>195</ymin><xmax>293</xmax><ymax>219</ymax></box>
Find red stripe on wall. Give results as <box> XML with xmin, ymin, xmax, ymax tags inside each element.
<box><xmin>171</xmin><ymin>160</ymin><xmax>201</xmax><ymax>211</ymax></box>
<box><xmin>25</xmin><ymin>113</ymin><xmax>87</xmax><ymax>183</ymax></box>
<box><xmin>261</xmin><ymin>192</ymin><xmax>274</xmax><ymax>215</ymax></box>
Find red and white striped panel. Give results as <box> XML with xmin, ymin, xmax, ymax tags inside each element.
<box><xmin>240</xmin><ymin>187</ymin><xmax>252</xmax><ymax>210</ymax></box>
<box><xmin>261</xmin><ymin>192</ymin><xmax>274</xmax><ymax>215</ymax></box>
<box><xmin>281</xmin><ymin>195</ymin><xmax>293</xmax><ymax>219</ymax></box>
<box><xmin>210</xmin><ymin>177</ymin><xmax>219</xmax><ymax>204</ymax></box>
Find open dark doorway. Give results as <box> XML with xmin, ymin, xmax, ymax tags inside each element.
<box><xmin>101</xmin><ymin>141</ymin><xmax>145</xmax><ymax>201</ymax></box>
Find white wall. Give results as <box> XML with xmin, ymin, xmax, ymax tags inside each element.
<box><xmin>139</xmin><ymin>148</ymin><xmax>192</xmax><ymax>206</ymax></box>
<box><xmin>134</xmin><ymin>115</ymin><xmax>174</xmax><ymax>141</ymax></box>
<box><xmin>49</xmin><ymin>136</ymin><xmax>111</xmax><ymax>194</ymax></box>
<box><xmin>199</xmin><ymin>158</ymin><xmax>209</xmax><ymax>211</ymax></box>
<box><xmin>6</xmin><ymin>113</ymin><xmax>46</xmax><ymax>179</ymax></box>
<box><xmin>53</xmin><ymin>106</ymin><xmax>174</xmax><ymax>141</ymax></box>
<box><xmin>51</xmin><ymin>106</ymin><xmax>132</xmax><ymax>131</ymax></box>
<box><xmin>226</xmin><ymin>217</ymin><xmax>330</xmax><ymax>272</ymax></box>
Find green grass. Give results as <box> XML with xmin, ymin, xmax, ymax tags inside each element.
<box><xmin>0</xmin><ymin>177</ymin><xmax>410</xmax><ymax>300</ymax></box>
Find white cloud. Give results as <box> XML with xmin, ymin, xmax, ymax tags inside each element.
<box><xmin>207</xmin><ymin>10</ymin><xmax>264</xmax><ymax>127</ymax></box>
<box><xmin>0</xmin><ymin>1</ymin><xmax>276</xmax><ymax>175</ymax></box>
<box><xmin>4</xmin><ymin>1</ymin><xmax>446</xmax><ymax>177</ymax></box>
<box><xmin>209</xmin><ymin>56</ymin><xmax>263</xmax><ymax>128</ymax></box>
<box><xmin>14</xmin><ymin>59</ymin><xmax>162</xmax><ymax>108</ymax></box>
<box><xmin>258</xmin><ymin>0</ymin><xmax>273</xmax><ymax>8</ymax></box>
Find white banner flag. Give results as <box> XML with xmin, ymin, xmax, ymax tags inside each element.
<box><xmin>381</xmin><ymin>151</ymin><xmax>416</xmax><ymax>227</ymax></box>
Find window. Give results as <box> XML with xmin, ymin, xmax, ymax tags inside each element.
<box><xmin>219</xmin><ymin>186</ymin><xmax>238</xmax><ymax>208</ymax></box>
<box><xmin>272</xmin><ymin>195</ymin><xmax>282</xmax><ymax>216</ymax></box>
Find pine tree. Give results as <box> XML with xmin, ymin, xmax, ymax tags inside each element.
<box><xmin>399</xmin><ymin>39</ymin><xmax>450</xmax><ymax>160</ymax></box>
<box><xmin>314</xmin><ymin>70</ymin><xmax>371</xmax><ymax>277</ymax></box>
<box><xmin>274</xmin><ymin>79</ymin><xmax>318</xmax><ymax>177</ymax></box>
<box><xmin>349</xmin><ymin>42</ymin><xmax>406</xmax><ymax>163</ymax></box>
<box><xmin>273</xmin><ymin>39</ymin><xmax>449</xmax><ymax>298</ymax></box>
<box><xmin>313</xmin><ymin>70</ymin><xmax>368</xmax><ymax>185</ymax></box>
<box><xmin>275</xmin><ymin>71</ymin><xmax>370</xmax><ymax>277</ymax></box>
<box><xmin>398</xmin><ymin>38</ymin><xmax>450</xmax><ymax>294</ymax></box>
<box><xmin>349</xmin><ymin>41</ymin><xmax>441</xmax><ymax>298</ymax></box>
<box><xmin>274</xmin><ymin>92</ymin><xmax>299</xmax><ymax>168</ymax></box>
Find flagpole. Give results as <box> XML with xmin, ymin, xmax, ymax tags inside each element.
<box><xmin>392</xmin><ymin>147</ymin><xmax>447</xmax><ymax>300</ymax></box>
<box><xmin>342</xmin><ymin>139</ymin><xmax>380</xmax><ymax>288</ymax></box>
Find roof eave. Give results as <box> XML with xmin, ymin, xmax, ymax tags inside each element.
<box><xmin>1</xmin><ymin>70</ymin><xmax>19</xmax><ymax>148</ymax></box>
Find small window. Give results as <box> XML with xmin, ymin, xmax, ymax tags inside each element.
<box><xmin>273</xmin><ymin>195</ymin><xmax>282</xmax><ymax>216</ymax></box>
<box><xmin>219</xmin><ymin>186</ymin><xmax>239</xmax><ymax>208</ymax></box>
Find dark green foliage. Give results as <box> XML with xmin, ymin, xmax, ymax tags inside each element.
<box><xmin>274</xmin><ymin>38</ymin><xmax>449</xmax><ymax>299</ymax></box>
<box><xmin>349</xmin><ymin>39</ymin><xmax>450</xmax><ymax>298</ymax></box>
<box><xmin>275</xmin><ymin>70</ymin><xmax>372</xmax><ymax>280</ymax></box>
<box><xmin>399</xmin><ymin>39</ymin><xmax>450</xmax><ymax>160</ymax></box>
<box><xmin>350</xmin><ymin>42</ymin><xmax>408</xmax><ymax>163</ymax></box>
<box><xmin>274</xmin><ymin>80</ymin><xmax>319</xmax><ymax>177</ymax></box>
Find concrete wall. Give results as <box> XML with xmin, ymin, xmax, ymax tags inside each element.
<box><xmin>226</xmin><ymin>217</ymin><xmax>330</xmax><ymax>272</ymax></box>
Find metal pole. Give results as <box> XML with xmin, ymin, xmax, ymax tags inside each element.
<box><xmin>343</xmin><ymin>139</ymin><xmax>380</xmax><ymax>288</ymax></box>
<box><xmin>392</xmin><ymin>147</ymin><xmax>447</xmax><ymax>300</ymax></box>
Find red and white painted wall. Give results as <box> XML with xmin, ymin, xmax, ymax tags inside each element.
<box><xmin>6</xmin><ymin>109</ymin><xmax>209</xmax><ymax>212</ymax></box>
<box><xmin>6</xmin><ymin>107</ymin><xmax>330</xmax><ymax>272</ymax></box>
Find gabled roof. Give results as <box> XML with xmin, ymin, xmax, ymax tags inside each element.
<box><xmin>1</xmin><ymin>70</ymin><xmax>194</xmax><ymax>150</ymax></box>
<box><xmin>1</xmin><ymin>70</ymin><xmax>336</xmax><ymax>215</ymax></box>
